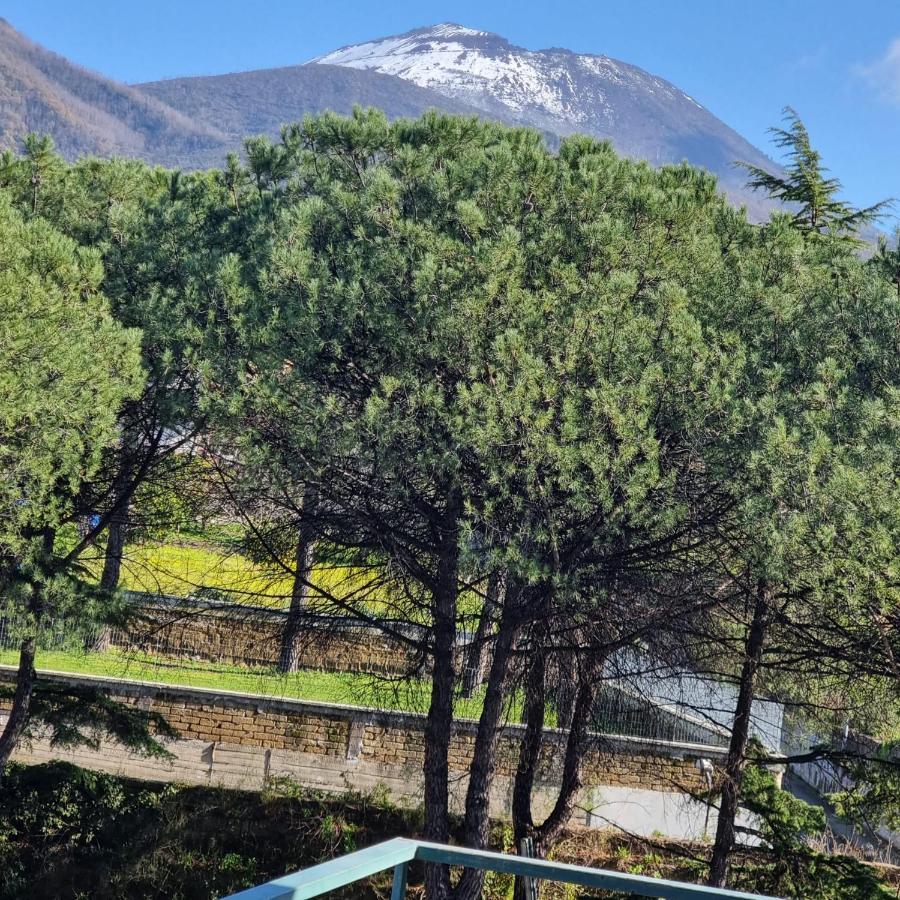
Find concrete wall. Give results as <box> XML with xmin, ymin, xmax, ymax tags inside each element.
<box><xmin>1</xmin><ymin>669</ymin><xmax>726</xmax><ymax>837</ymax></box>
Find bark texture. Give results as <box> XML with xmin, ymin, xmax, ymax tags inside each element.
<box><xmin>0</xmin><ymin>638</ymin><xmax>36</xmax><ymax>775</ymax></box>
<box><xmin>423</xmin><ymin>497</ymin><xmax>461</xmax><ymax>900</ymax></box>
<box><xmin>91</xmin><ymin>487</ymin><xmax>131</xmax><ymax>652</ymax></box>
<box><xmin>0</xmin><ymin>529</ymin><xmax>54</xmax><ymax>779</ymax></box>
<box><xmin>708</xmin><ymin>583</ymin><xmax>768</xmax><ymax>888</ymax></box>
<box><xmin>453</xmin><ymin>588</ymin><xmax>521</xmax><ymax>900</ymax></box>
<box><xmin>512</xmin><ymin>638</ymin><xmax>548</xmax><ymax>845</ymax></box>
<box><xmin>512</xmin><ymin>645</ymin><xmax>604</xmax><ymax>856</ymax></box>
<box><xmin>278</xmin><ymin>487</ymin><xmax>319</xmax><ymax>673</ymax></box>
<box><xmin>99</xmin><ymin>502</ymin><xmax>129</xmax><ymax>594</ymax></box>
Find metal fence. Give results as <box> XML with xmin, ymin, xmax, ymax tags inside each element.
<box><xmin>593</xmin><ymin>682</ymin><xmax>730</xmax><ymax>748</ymax></box>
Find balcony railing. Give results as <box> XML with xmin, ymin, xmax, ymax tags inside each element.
<box><xmin>223</xmin><ymin>837</ymin><xmax>781</xmax><ymax>899</ymax></box>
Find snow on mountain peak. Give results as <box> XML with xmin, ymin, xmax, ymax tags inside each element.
<box><xmin>422</xmin><ymin>23</ymin><xmax>490</xmax><ymax>38</ymax></box>
<box><xmin>312</xmin><ymin>23</ymin><xmax>702</xmax><ymax>128</ymax></box>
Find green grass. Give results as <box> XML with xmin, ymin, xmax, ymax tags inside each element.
<box><xmin>80</xmin><ymin>539</ymin><xmax>389</xmax><ymax>613</ymax></box>
<box><xmin>0</xmin><ymin>647</ymin><xmax>502</xmax><ymax>720</ymax></box>
<box><xmin>82</xmin><ymin>538</ymin><xmax>482</xmax><ymax>621</ymax></box>
<box><xmin>42</xmin><ymin>535</ymin><xmax>488</xmax><ymax>714</ymax></box>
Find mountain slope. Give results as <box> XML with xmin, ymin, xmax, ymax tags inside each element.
<box><xmin>138</xmin><ymin>62</ymin><xmax>495</xmax><ymax>156</ymax></box>
<box><xmin>0</xmin><ymin>18</ymin><xmax>225</xmax><ymax>166</ymax></box>
<box><xmin>0</xmin><ymin>18</ymin><xmax>492</xmax><ymax>170</ymax></box>
<box><xmin>313</xmin><ymin>23</ymin><xmax>779</xmax><ymax>215</ymax></box>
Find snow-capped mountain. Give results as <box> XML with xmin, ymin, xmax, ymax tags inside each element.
<box><xmin>314</xmin><ymin>23</ymin><xmax>778</xmax><ymax>215</ymax></box>
<box><xmin>314</xmin><ymin>23</ymin><xmax>703</xmax><ymax>131</ymax></box>
<box><xmin>0</xmin><ymin>17</ymin><xmax>779</xmax><ymax>216</ymax></box>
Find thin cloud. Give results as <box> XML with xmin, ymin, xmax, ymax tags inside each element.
<box><xmin>788</xmin><ymin>45</ymin><xmax>828</xmax><ymax>74</ymax></box>
<box><xmin>857</xmin><ymin>37</ymin><xmax>900</xmax><ymax>105</ymax></box>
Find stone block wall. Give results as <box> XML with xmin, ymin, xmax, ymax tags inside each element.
<box><xmin>1</xmin><ymin>668</ymin><xmax>723</xmax><ymax>831</ymax></box>
<box><xmin>117</xmin><ymin>598</ymin><xmax>424</xmax><ymax>675</ymax></box>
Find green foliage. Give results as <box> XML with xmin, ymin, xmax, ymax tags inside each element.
<box><xmin>0</xmin><ymin>762</ymin><xmax>163</xmax><ymax>847</ymax></box>
<box><xmin>1</xmin><ymin>111</ymin><xmax>898</xmax><ymax>893</ymax></box>
<box><xmin>831</xmin><ymin>744</ymin><xmax>900</xmax><ymax>832</ymax></box>
<box><xmin>1</xmin><ymin>762</ymin><xmax>896</xmax><ymax>900</ymax></box>
<box><xmin>730</xmin><ymin>851</ymin><xmax>896</xmax><ymax>900</ymax></box>
<box><xmin>741</xmin><ymin>764</ymin><xmax>826</xmax><ymax>850</ymax></box>
<box><xmin>0</xmin><ymin>762</ymin><xmax>169</xmax><ymax>900</ymax></box>
<box><xmin>738</xmin><ymin>107</ymin><xmax>892</xmax><ymax>238</ymax></box>
<box><xmin>218</xmin><ymin>108</ymin><xmax>751</xmax><ymax>635</ymax></box>
<box><xmin>213</xmin><ymin>114</ymin><xmax>900</xmax><ymax>878</ymax></box>
<box><xmin>872</xmin><ymin>228</ymin><xmax>900</xmax><ymax>293</ymax></box>
<box><xmin>14</xmin><ymin>681</ymin><xmax>177</xmax><ymax>757</ymax></box>
<box><xmin>0</xmin><ymin>184</ymin><xmax>145</xmax><ymax>709</ymax></box>
<box><xmin>0</xmin><ymin>136</ymin><xmax>255</xmax><ymax>778</ymax></box>
<box><xmin>733</xmin><ymin>764</ymin><xmax>894</xmax><ymax>899</ymax></box>
<box><xmin>0</xmin><ymin>192</ymin><xmax>142</xmax><ymax>556</ymax></box>
<box><xmin>0</xmin><ymin>138</ymin><xmax>245</xmax><ymax>582</ymax></box>
<box><xmin>0</xmin><ymin>763</ymin><xmax>412</xmax><ymax>900</ymax></box>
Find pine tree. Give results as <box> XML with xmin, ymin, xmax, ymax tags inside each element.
<box><xmin>739</xmin><ymin>107</ymin><xmax>892</xmax><ymax>238</ymax></box>
<box><xmin>0</xmin><ymin>193</ymin><xmax>168</xmax><ymax>776</ymax></box>
<box><xmin>873</xmin><ymin>229</ymin><xmax>900</xmax><ymax>295</ymax></box>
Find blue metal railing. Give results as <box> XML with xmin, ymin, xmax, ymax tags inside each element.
<box><xmin>222</xmin><ymin>837</ymin><xmax>781</xmax><ymax>900</ymax></box>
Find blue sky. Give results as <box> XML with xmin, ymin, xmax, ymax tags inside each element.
<box><xmin>5</xmin><ymin>0</ymin><xmax>900</xmax><ymax>214</ymax></box>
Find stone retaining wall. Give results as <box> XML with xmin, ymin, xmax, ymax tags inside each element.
<box><xmin>118</xmin><ymin>597</ymin><xmax>424</xmax><ymax>675</ymax></box>
<box><xmin>2</xmin><ymin>669</ymin><xmax>723</xmax><ymax>830</ymax></box>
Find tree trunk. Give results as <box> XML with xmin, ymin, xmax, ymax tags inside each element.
<box><xmin>0</xmin><ymin>637</ymin><xmax>36</xmax><ymax>778</ymax></box>
<box><xmin>460</xmin><ymin>569</ymin><xmax>506</xmax><ymax>697</ymax></box>
<box><xmin>533</xmin><ymin>654</ymin><xmax>603</xmax><ymax>854</ymax></box>
<box><xmin>512</xmin><ymin>647</ymin><xmax>603</xmax><ymax>900</ymax></box>
<box><xmin>278</xmin><ymin>487</ymin><xmax>319</xmax><ymax>673</ymax></box>
<box><xmin>453</xmin><ymin>590</ymin><xmax>521</xmax><ymax>900</ymax></box>
<box><xmin>512</xmin><ymin>637</ymin><xmax>547</xmax><ymax>846</ymax></box>
<box><xmin>90</xmin><ymin>464</ymin><xmax>134</xmax><ymax>653</ymax></box>
<box><xmin>708</xmin><ymin>582</ymin><xmax>768</xmax><ymax>888</ymax></box>
<box><xmin>99</xmin><ymin>506</ymin><xmax>129</xmax><ymax>594</ymax></box>
<box><xmin>90</xmin><ymin>503</ymin><xmax>130</xmax><ymax>653</ymax></box>
<box><xmin>423</xmin><ymin>497</ymin><xmax>461</xmax><ymax>900</ymax></box>
<box><xmin>0</xmin><ymin>528</ymin><xmax>53</xmax><ymax>781</ymax></box>
<box><xmin>511</xmin><ymin>639</ymin><xmax>548</xmax><ymax>900</ymax></box>
<box><xmin>552</xmin><ymin>646</ymin><xmax>579</xmax><ymax>731</ymax></box>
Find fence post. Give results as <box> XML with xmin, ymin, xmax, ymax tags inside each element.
<box><xmin>390</xmin><ymin>862</ymin><xmax>408</xmax><ymax>900</ymax></box>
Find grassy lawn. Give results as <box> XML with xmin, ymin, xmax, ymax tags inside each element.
<box><xmin>0</xmin><ymin>647</ymin><xmax>499</xmax><ymax>720</ymax></box>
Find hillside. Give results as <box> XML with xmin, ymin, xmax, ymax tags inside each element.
<box><xmin>138</xmin><ymin>62</ymin><xmax>494</xmax><ymax>152</ymax></box>
<box><xmin>0</xmin><ymin>17</ymin><xmax>224</xmax><ymax>166</ymax></box>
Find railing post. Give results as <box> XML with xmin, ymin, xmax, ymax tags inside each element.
<box><xmin>519</xmin><ymin>837</ymin><xmax>538</xmax><ymax>900</ymax></box>
<box><xmin>390</xmin><ymin>862</ymin><xmax>408</xmax><ymax>900</ymax></box>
